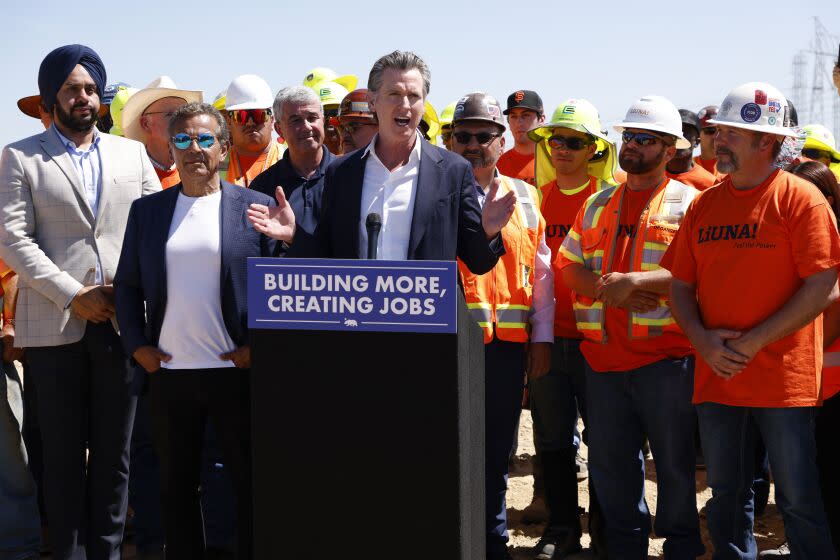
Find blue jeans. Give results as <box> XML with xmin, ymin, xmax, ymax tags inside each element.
<box><xmin>586</xmin><ymin>356</ymin><xmax>703</xmax><ymax>560</ymax></box>
<box><xmin>529</xmin><ymin>338</ymin><xmax>589</xmax><ymax>530</ymax></box>
<box><xmin>530</xmin><ymin>338</ymin><xmax>588</xmax><ymax>453</ymax></box>
<box><xmin>0</xmin><ymin>359</ymin><xmax>41</xmax><ymax>559</ymax></box>
<box><xmin>697</xmin><ymin>403</ymin><xmax>835</xmax><ymax>559</ymax></box>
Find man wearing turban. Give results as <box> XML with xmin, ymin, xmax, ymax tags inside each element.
<box><xmin>0</xmin><ymin>44</ymin><xmax>160</xmax><ymax>560</ymax></box>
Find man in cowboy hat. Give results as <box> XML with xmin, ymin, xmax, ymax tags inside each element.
<box><xmin>122</xmin><ymin>76</ymin><xmax>202</xmax><ymax>189</ymax></box>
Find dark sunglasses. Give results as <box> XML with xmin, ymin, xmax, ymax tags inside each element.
<box><xmin>802</xmin><ymin>148</ymin><xmax>832</xmax><ymax>161</ymax></box>
<box><xmin>452</xmin><ymin>131</ymin><xmax>501</xmax><ymax>145</ymax></box>
<box><xmin>622</xmin><ymin>130</ymin><xmax>671</xmax><ymax>147</ymax></box>
<box><xmin>701</xmin><ymin>127</ymin><xmax>716</xmax><ymax>135</ymax></box>
<box><xmin>171</xmin><ymin>133</ymin><xmax>216</xmax><ymax>150</ymax></box>
<box><xmin>547</xmin><ymin>135</ymin><xmax>594</xmax><ymax>151</ymax></box>
<box><xmin>229</xmin><ymin>108</ymin><xmax>271</xmax><ymax>125</ymax></box>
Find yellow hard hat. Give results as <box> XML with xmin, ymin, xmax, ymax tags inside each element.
<box><xmin>528</xmin><ymin>98</ymin><xmax>618</xmax><ymax>187</ymax></box>
<box><xmin>316</xmin><ymin>81</ymin><xmax>351</xmax><ymax>108</ymax></box>
<box><xmin>108</xmin><ymin>86</ymin><xmax>139</xmax><ymax>137</ymax></box>
<box><xmin>212</xmin><ymin>89</ymin><xmax>227</xmax><ymax>111</ymax></box>
<box><xmin>439</xmin><ymin>101</ymin><xmax>457</xmax><ymax>129</ymax></box>
<box><xmin>802</xmin><ymin>124</ymin><xmax>840</xmax><ymax>163</ymax></box>
<box><xmin>303</xmin><ymin>67</ymin><xmax>358</xmax><ymax>94</ymax></box>
<box><xmin>422</xmin><ymin>101</ymin><xmax>440</xmax><ymax>145</ymax></box>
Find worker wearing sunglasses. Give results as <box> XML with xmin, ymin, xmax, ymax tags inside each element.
<box><xmin>221</xmin><ymin>74</ymin><xmax>285</xmax><ymax>188</ymax></box>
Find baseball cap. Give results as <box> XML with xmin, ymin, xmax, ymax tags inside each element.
<box><xmin>503</xmin><ymin>90</ymin><xmax>543</xmax><ymax>116</ymax></box>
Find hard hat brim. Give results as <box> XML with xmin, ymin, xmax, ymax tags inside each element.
<box><xmin>334</xmin><ymin>75</ymin><xmax>359</xmax><ymax>93</ymax></box>
<box><xmin>528</xmin><ymin>121</ymin><xmax>611</xmax><ymax>145</ymax></box>
<box><xmin>705</xmin><ymin>118</ymin><xmax>800</xmax><ymax>139</ymax></box>
<box><xmin>122</xmin><ymin>88</ymin><xmax>204</xmax><ymax>143</ymax></box>
<box><xmin>613</xmin><ymin>122</ymin><xmax>691</xmax><ymax>149</ymax></box>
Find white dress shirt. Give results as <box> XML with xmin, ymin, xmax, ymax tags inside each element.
<box><xmin>358</xmin><ymin>134</ymin><xmax>421</xmax><ymax>260</ymax></box>
<box><xmin>475</xmin><ymin>174</ymin><xmax>555</xmax><ymax>344</ymax></box>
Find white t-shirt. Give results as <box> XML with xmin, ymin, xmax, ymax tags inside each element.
<box><xmin>158</xmin><ymin>190</ymin><xmax>236</xmax><ymax>370</ymax></box>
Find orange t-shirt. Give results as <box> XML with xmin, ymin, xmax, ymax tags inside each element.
<box><xmin>155</xmin><ymin>166</ymin><xmax>180</xmax><ymax>190</ymax></box>
<box><xmin>559</xmin><ymin>182</ymin><xmax>693</xmax><ymax>372</ymax></box>
<box><xmin>541</xmin><ymin>177</ymin><xmax>598</xmax><ymax>339</ymax></box>
<box><xmin>667</xmin><ymin>164</ymin><xmax>718</xmax><ymax>192</ymax></box>
<box><xmin>662</xmin><ymin>169</ymin><xmax>840</xmax><ymax>407</ymax></box>
<box><xmin>498</xmin><ymin>148</ymin><xmax>536</xmax><ymax>186</ymax></box>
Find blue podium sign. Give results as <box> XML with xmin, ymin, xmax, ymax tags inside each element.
<box><xmin>247</xmin><ymin>258</ymin><xmax>458</xmax><ymax>334</ymax></box>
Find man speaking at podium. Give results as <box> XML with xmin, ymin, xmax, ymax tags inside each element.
<box><xmin>247</xmin><ymin>50</ymin><xmax>516</xmax><ymax>271</ymax></box>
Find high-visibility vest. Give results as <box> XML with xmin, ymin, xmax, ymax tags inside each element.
<box><xmin>560</xmin><ymin>179</ymin><xmax>697</xmax><ymax>343</ymax></box>
<box><xmin>221</xmin><ymin>141</ymin><xmax>285</xmax><ymax>188</ymax></box>
<box><xmin>458</xmin><ymin>176</ymin><xmax>544</xmax><ymax>344</ymax></box>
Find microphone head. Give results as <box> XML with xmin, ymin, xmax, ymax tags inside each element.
<box><xmin>366</xmin><ymin>212</ymin><xmax>382</xmax><ymax>230</ymax></box>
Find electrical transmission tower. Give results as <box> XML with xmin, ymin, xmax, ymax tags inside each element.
<box><xmin>793</xmin><ymin>17</ymin><xmax>839</xmax><ymax>139</ymax></box>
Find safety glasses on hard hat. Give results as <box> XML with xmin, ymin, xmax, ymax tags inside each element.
<box><xmin>621</xmin><ymin>131</ymin><xmax>673</xmax><ymax>147</ymax></box>
<box><xmin>229</xmin><ymin>108</ymin><xmax>272</xmax><ymax>125</ymax></box>
<box><xmin>547</xmin><ymin>135</ymin><xmax>595</xmax><ymax>151</ymax></box>
<box><xmin>452</xmin><ymin>131</ymin><xmax>502</xmax><ymax>145</ymax></box>
<box><xmin>171</xmin><ymin>133</ymin><xmax>216</xmax><ymax>150</ymax></box>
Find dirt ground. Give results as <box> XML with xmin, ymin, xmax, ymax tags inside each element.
<box><xmin>506</xmin><ymin>410</ymin><xmax>787</xmax><ymax>559</ymax></box>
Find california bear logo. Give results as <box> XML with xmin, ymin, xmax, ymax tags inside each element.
<box><xmin>343</xmin><ymin>319</ymin><xmax>358</xmax><ymax>327</ymax></box>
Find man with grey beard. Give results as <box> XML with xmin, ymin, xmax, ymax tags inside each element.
<box><xmin>450</xmin><ymin>91</ymin><xmax>555</xmax><ymax>560</ymax></box>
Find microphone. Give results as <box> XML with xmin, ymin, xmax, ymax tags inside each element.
<box><xmin>366</xmin><ymin>213</ymin><xmax>382</xmax><ymax>260</ymax></box>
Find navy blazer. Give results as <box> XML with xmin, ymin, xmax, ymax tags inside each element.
<box><xmin>295</xmin><ymin>137</ymin><xmax>504</xmax><ymax>274</ymax></box>
<box><xmin>114</xmin><ymin>181</ymin><xmax>277</xmax><ymax>360</ymax></box>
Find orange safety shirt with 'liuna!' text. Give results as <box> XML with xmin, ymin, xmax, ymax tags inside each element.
<box><xmin>662</xmin><ymin>169</ymin><xmax>840</xmax><ymax>407</ymax></box>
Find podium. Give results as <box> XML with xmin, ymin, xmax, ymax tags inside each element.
<box><xmin>248</xmin><ymin>258</ymin><xmax>486</xmax><ymax>559</ymax></box>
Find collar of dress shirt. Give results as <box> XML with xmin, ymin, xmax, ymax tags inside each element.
<box><xmin>362</xmin><ymin>133</ymin><xmax>422</xmax><ymax>170</ymax></box>
<box><xmin>52</xmin><ymin>123</ymin><xmax>100</xmax><ymax>155</ymax></box>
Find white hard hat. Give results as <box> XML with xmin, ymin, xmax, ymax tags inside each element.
<box><xmin>706</xmin><ymin>82</ymin><xmax>798</xmax><ymax>137</ymax></box>
<box><xmin>613</xmin><ymin>95</ymin><xmax>691</xmax><ymax>149</ymax></box>
<box><xmin>224</xmin><ymin>74</ymin><xmax>273</xmax><ymax>110</ymax></box>
<box><xmin>122</xmin><ymin>76</ymin><xmax>203</xmax><ymax>143</ymax></box>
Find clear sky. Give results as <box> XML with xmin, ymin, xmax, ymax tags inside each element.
<box><xmin>2</xmin><ymin>0</ymin><xmax>838</xmax><ymax>148</ymax></box>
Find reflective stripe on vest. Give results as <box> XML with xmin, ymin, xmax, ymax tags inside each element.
<box><xmin>571</xmin><ymin>179</ymin><xmax>697</xmax><ymax>343</ymax></box>
<box><xmin>506</xmin><ymin>177</ymin><xmax>539</xmax><ymax>229</ymax></box>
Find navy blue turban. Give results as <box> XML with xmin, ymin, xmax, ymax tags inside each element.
<box><xmin>37</xmin><ymin>44</ymin><xmax>106</xmax><ymax>112</ymax></box>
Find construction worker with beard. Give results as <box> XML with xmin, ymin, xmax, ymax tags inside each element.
<box><xmin>666</xmin><ymin>109</ymin><xmax>717</xmax><ymax>191</ymax></box>
<box><xmin>556</xmin><ymin>95</ymin><xmax>704</xmax><ymax>559</ymax></box>
<box><xmin>450</xmin><ymin>92</ymin><xmax>555</xmax><ymax>560</ymax></box>
<box><xmin>525</xmin><ymin>98</ymin><xmax>617</xmax><ymax>559</ymax></box>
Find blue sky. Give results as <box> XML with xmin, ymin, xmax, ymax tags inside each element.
<box><xmin>2</xmin><ymin>0</ymin><xmax>838</xmax><ymax>148</ymax></box>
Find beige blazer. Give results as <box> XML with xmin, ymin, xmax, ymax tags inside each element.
<box><xmin>0</xmin><ymin>128</ymin><xmax>161</xmax><ymax>348</ymax></box>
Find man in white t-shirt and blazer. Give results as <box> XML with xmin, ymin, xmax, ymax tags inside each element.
<box><xmin>114</xmin><ymin>102</ymin><xmax>277</xmax><ymax>559</ymax></box>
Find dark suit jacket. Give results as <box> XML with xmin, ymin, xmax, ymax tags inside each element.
<box><xmin>114</xmin><ymin>181</ymin><xmax>277</xmax><ymax>361</ymax></box>
<box><xmin>295</xmin><ymin>137</ymin><xmax>504</xmax><ymax>274</ymax></box>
